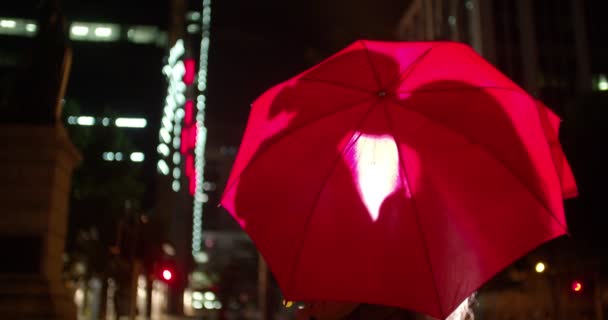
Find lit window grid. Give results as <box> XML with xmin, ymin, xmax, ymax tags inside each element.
<box><xmin>192</xmin><ymin>0</ymin><xmax>212</xmax><ymax>258</ymax></box>
<box><xmin>1</xmin><ymin>17</ymin><xmax>166</xmax><ymax>46</ymax></box>
<box><xmin>102</xmin><ymin>152</ymin><xmax>145</xmax><ymax>162</ymax></box>
<box><xmin>67</xmin><ymin>116</ymin><xmax>147</xmax><ymax>128</ymax></box>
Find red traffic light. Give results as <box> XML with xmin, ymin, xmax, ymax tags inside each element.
<box><xmin>162</xmin><ymin>269</ymin><xmax>173</xmax><ymax>281</ymax></box>
<box><xmin>572</xmin><ymin>281</ymin><xmax>583</xmax><ymax>293</ymax></box>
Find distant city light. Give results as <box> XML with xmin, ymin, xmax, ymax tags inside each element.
<box><xmin>102</xmin><ymin>117</ymin><xmax>110</xmax><ymax>126</ymax></box>
<box><xmin>25</xmin><ymin>23</ymin><xmax>36</xmax><ymax>33</ymax></box>
<box><xmin>71</xmin><ymin>25</ymin><xmax>90</xmax><ymax>36</ymax></box>
<box><xmin>94</xmin><ymin>26</ymin><xmax>113</xmax><ymax>37</ymax></box>
<box><xmin>0</xmin><ymin>20</ymin><xmax>16</xmax><ymax>28</ymax></box>
<box><xmin>157</xmin><ymin>160</ymin><xmax>170</xmax><ymax>175</ymax></box>
<box><xmin>102</xmin><ymin>152</ymin><xmax>115</xmax><ymax>161</ymax></box>
<box><xmin>204</xmin><ymin>291</ymin><xmax>216</xmax><ymax>301</ymax></box>
<box><xmin>130</xmin><ymin>152</ymin><xmax>145</xmax><ymax>162</ymax></box>
<box><xmin>162</xmin><ymin>269</ymin><xmax>172</xmax><ymax>281</ymax></box>
<box><xmin>172</xmin><ymin>181</ymin><xmax>181</xmax><ymax>192</ymax></box>
<box><xmin>157</xmin><ymin>144</ymin><xmax>170</xmax><ymax>157</ymax></box>
<box><xmin>535</xmin><ymin>262</ymin><xmax>546</xmax><ymax>273</ymax></box>
<box><xmin>76</xmin><ymin>116</ymin><xmax>95</xmax><ymax>126</ymax></box>
<box><xmin>187</xmin><ymin>11</ymin><xmax>201</xmax><ymax>21</ymax></box>
<box><xmin>114</xmin><ymin>152</ymin><xmax>124</xmax><ymax>161</ymax></box>
<box><xmin>572</xmin><ymin>281</ymin><xmax>583</xmax><ymax>292</ymax></box>
<box><xmin>115</xmin><ymin>118</ymin><xmax>147</xmax><ymax>128</ymax></box>
<box><xmin>187</xmin><ymin>24</ymin><xmax>200</xmax><ymax>34</ymax></box>
<box><xmin>598</xmin><ymin>74</ymin><xmax>608</xmax><ymax>91</ymax></box>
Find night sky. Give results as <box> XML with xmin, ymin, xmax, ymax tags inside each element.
<box><xmin>2</xmin><ymin>0</ymin><xmax>607</xmax><ymax>255</ymax></box>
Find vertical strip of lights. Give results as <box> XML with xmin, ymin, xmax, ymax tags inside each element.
<box><xmin>192</xmin><ymin>0</ymin><xmax>212</xmax><ymax>261</ymax></box>
<box><xmin>158</xmin><ymin>40</ymin><xmax>187</xmax><ymax>193</ymax></box>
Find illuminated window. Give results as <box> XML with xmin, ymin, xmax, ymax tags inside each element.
<box><xmin>76</xmin><ymin>116</ymin><xmax>95</xmax><ymax>126</ymax></box>
<box><xmin>115</xmin><ymin>118</ymin><xmax>147</xmax><ymax>128</ymax></box>
<box><xmin>0</xmin><ymin>19</ymin><xmax>16</xmax><ymax>28</ymax></box>
<box><xmin>94</xmin><ymin>26</ymin><xmax>113</xmax><ymax>37</ymax></box>
<box><xmin>71</xmin><ymin>25</ymin><xmax>89</xmax><ymax>36</ymax></box>
<box><xmin>130</xmin><ymin>152</ymin><xmax>145</xmax><ymax>162</ymax></box>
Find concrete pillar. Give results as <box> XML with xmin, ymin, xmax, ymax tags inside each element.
<box><xmin>0</xmin><ymin>124</ymin><xmax>81</xmax><ymax>319</ymax></box>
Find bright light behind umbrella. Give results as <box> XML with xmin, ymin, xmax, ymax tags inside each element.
<box><xmin>351</xmin><ymin>134</ymin><xmax>402</xmax><ymax>221</ymax></box>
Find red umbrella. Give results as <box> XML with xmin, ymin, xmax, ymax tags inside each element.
<box><xmin>221</xmin><ymin>41</ymin><xmax>575</xmax><ymax>319</ymax></box>
<box><xmin>535</xmin><ymin>100</ymin><xmax>578</xmax><ymax>199</ymax></box>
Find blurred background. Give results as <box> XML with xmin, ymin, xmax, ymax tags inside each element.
<box><xmin>0</xmin><ymin>0</ymin><xmax>606</xmax><ymax>319</ymax></box>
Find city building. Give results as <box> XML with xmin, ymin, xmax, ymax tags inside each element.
<box><xmin>395</xmin><ymin>0</ymin><xmax>592</xmax><ymax>115</ymax></box>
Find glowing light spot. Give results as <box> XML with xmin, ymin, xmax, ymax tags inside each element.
<box><xmin>157</xmin><ymin>144</ymin><xmax>170</xmax><ymax>157</ymax></box>
<box><xmin>25</xmin><ymin>23</ymin><xmax>36</xmax><ymax>32</ymax></box>
<box><xmin>157</xmin><ymin>160</ymin><xmax>170</xmax><ymax>175</ymax></box>
<box><xmin>535</xmin><ymin>262</ymin><xmax>546</xmax><ymax>273</ymax></box>
<box><xmin>204</xmin><ymin>291</ymin><xmax>216</xmax><ymax>301</ymax></box>
<box><xmin>192</xmin><ymin>291</ymin><xmax>203</xmax><ymax>300</ymax></box>
<box><xmin>130</xmin><ymin>152</ymin><xmax>145</xmax><ymax>162</ymax></box>
<box><xmin>76</xmin><ymin>116</ymin><xmax>95</xmax><ymax>126</ymax></box>
<box><xmin>71</xmin><ymin>25</ymin><xmax>89</xmax><ymax>36</ymax></box>
<box><xmin>162</xmin><ymin>270</ymin><xmax>172</xmax><ymax>281</ymax></box>
<box><xmin>94</xmin><ymin>27</ymin><xmax>113</xmax><ymax>37</ymax></box>
<box><xmin>351</xmin><ymin>134</ymin><xmax>402</xmax><ymax>221</ymax></box>
<box><xmin>102</xmin><ymin>152</ymin><xmax>114</xmax><ymax>161</ymax></box>
<box><xmin>598</xmin><ymin>74</ymin><xmax>608</xmax><ymax>91</ymax></box>
<box><xmin>0</xmin><ymin>20</ymin><xmax>16</xmax><ymax>28</ymax></box>
<box><xmin>115</xmin><ymin>117</ymin><xmax>147</xmax><ymax>128</ymax></box>
<box><xmin>572</xmin><ymin>281</ymin><xmax>583</xmax><ymax>292</ymax></box>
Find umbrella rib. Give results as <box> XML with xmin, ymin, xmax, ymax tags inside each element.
<box><xmin>222</xmin><ymin>96</ymin><xmax>376</xmax><ymax>199</ymax></box>
<box><xmin>387</xmin><ymin>45</ymin><xmax>437</xmax><ymax>92</ymax></box>
<box><xmin>360</xmin><ymin>40</ymin><xmax>383</xmax><ymax>90</ymax></box>
<box><xmin>381</xmin><ymin>101</ymin><xmax>446</xmax><ymax>318</ymax></box>
<box><xmin>298</xmin><ymin>77</ymin><xmax>375</xmax><ymax>94</ymax></box>
<box><xmin>288</xmin><ymin>101</ymin><xmax>380</xmax><ymax>293</ymax></box>
<box><xmin>396</xmin><ymin>85</ymin><xmax>524</xmax><ymax>96</ymax></box>
<box><xmin>389</xmin><ymin>99</ymin><xmax>569</xmax><ymax>233</ymax></box>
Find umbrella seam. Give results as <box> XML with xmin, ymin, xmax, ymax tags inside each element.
<box><xmin>381</xmin><ymin>101</ymin><xmax>446</xmax><ymax>318</ymax></box>
<box><xmin>532</xmin><ymin>102</ymin><xmax>571</xmax><ymax>208</ymax></box>
<box><xmin>297</xmin><ymin>77</ymin><xmax>375</xmax><ymax>94</ymax></box>
<box><xmin>359</xmin><ymin>40</ymin><xmax>383</xmax><ymax>90</ymax></box>
<box><xmin>288</xmin><ymin>101</ymin><xmax>380</xmax><ymax>294</ymax></box>
<box><xmin>387</xmin><ymin>46</ymin><xmax>438</xmax><ymax>92</ymax></box>
<box><xmin>221</xmin><ymin>96</ymin><xmax>376</xmax><ymax>200</ymax></box>
<box><xmin>388</xmin><ymin>99</ymin><xmax>569</xmax><ymax>233</ymax></box>
<box><xmin>395</xmin><ymin>85</ymin><xmax>525</xmax><ymax>96</ymax></box>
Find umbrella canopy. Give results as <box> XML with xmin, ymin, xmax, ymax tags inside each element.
<box><xmin>535</xmin><ymin>100</ymin><xmax>578</xmax><ymax>199</ymax></box>
<box><xmin>221</xmin><ymin>40</ymin><xmax>575</xmax><ymax>319</ymax></box>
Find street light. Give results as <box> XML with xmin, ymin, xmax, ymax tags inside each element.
<box><xmin>162</xmin><ymin>269</ymin><xmax>173</xmax><ymax>281</ymax></box>
<box><xmin>535</xmin><ymin>262</ymin><xmax>546</xmax><ymax>273</ymax></box>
